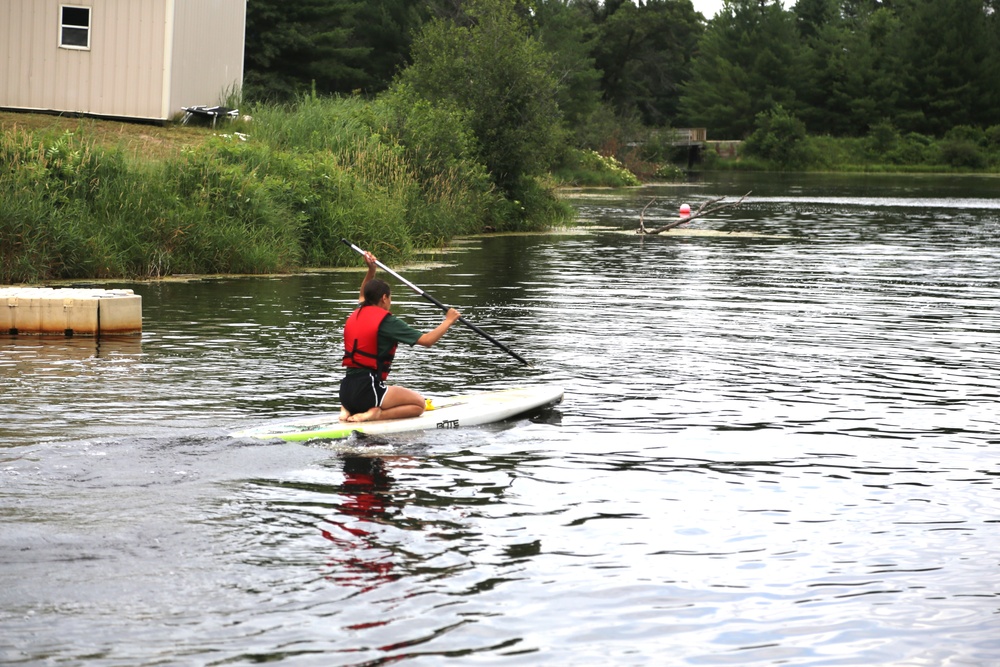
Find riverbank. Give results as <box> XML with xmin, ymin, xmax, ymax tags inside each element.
<box><xmin>0</xmin><ymin>111</ymin><xmax>208</xmax><ymax>160</ymax></box>
<box><xmin>5</xmin><ymin>106</ymin><xmax>999</xmax><ymax>285</ymax></box>
<box><xmin>700</xmin><ymin>116</ymin><xmax>1000</xmax><ymax>174</ymax></box>
<box><xmin>0</xmin><ymin>100</ymin><xmax>573</xmax><ymax>285</ymax></box>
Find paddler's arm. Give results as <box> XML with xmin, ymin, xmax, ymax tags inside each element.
<box><xmin>358</xmin><ymin>251</ymin><xmax>378</xmax><ymax>303</ymax></box>
<box><xmin>416</xmin><ymin>308</ymin><xmax>461</xmax><ymax>347</ymax></box>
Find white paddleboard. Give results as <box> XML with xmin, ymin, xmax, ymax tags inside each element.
<box><xmin>232</xmin><ymin>385</ymin><xmax>564</xmax><ymax>442</ymax></box>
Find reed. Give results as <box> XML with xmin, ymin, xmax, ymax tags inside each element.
<box><xmin>245</xmin><ymin>94</ymin><xmax>375</xmax><ymax>153</ymax></box>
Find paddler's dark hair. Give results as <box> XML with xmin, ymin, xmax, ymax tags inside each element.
<box><xmin>362</xmin><ymin>278</ymin><xmax>391</xmax><ymax>306</ymax></box>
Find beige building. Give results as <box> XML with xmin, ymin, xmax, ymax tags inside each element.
<box><xmin>0</xmin><ymin>0</ymin><xmax>246</xmax><ymax>123</ymax></box>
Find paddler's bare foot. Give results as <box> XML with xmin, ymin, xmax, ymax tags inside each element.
<box><xmin>339</xmin><ymin>407</ymin><xmax>351</xmax><ymax>422</ymax></box>
<box><xmin>347</xmin><ymin>407</ymin><xmax>382</xmax><ymax>423</ymax></box>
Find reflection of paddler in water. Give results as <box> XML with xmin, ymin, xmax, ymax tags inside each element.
<box><xmin>321</xmin><ymin>455</ymin><xmax>398</xmax><ymax>591</ymax></box>
<box><xmin>339</xmin><ymin>250</ymin><xmax>460</xmax><ymax>423</ymax></box>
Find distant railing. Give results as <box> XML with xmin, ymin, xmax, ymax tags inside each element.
<box><xmin>626</xmin><ymin>128</ymin><xmax>709</xmax><ymax>149</ymax></box>
<box><xmin>670</xmin><ymin>128</ymin><xmax>707</xmax><ymax>145</ymax></box>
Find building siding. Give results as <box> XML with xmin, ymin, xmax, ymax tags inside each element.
<box><xmin>169</xmin><ymin>0</ymin><xmax>246</xmax><ymax>117</ymax></box>
<box><xmin>0</xmin><ymin>0</ymin><xmax>244</xmax><ymax>122</ymax></box>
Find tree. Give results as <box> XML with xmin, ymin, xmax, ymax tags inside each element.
<box><xmin>244</xmin><ymin>0</ymin><xmax>427</xmax><ymax>101</ymax></box>
<box><xmin>350</xmin><ymin>1</ymin><xmax>430</xmax><ymax>91</ymax></box>
<box><xmin>396</xmin><ymin>0</ymin><xmax>564</xmax><ymax>201</ymax></box>
<box><xmin>679</xmin><ymin>0</ymin><xmax>803</xmax><ymax>138</ymax></box>
<box><xmin>793</xmin><ymin>0</ymin><xmax>836</xmax><ymax>41</ymax></box>
<box><xmin>792</xmin><ymin>0</ymin><xmax>903</xmax><ymax>135</ymax></box>
<box><xmin>742</xmin><ymin>104</ymin><xmax>809</xmax><ymax>166</ymax></box>
<box><xmin>589</xmin><ymin>0</ymin><xmax>703</xmax><ymax>126</ymax></box>
<box><xmin>528</xmin><ymin>0</ymin><xmax>604</xmax><ymax>135</ymax></box>
<box><xmin>792</xmin><ymin>0</ymin><xmax>1000</xmax><ymax>137</ymax></box>
<box><xmin>892</xmin><ymin>0</ymin><xmax>998</xmax><ymax>134</ymax></box>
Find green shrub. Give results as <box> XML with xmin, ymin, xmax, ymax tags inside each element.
<box><xmin>889</xmin><ymin>132</ymin><xmax>935</xmax><ymax>165</ymax></box>
<box><xmin>508</xmin><ymin>176</ymin><xmax>574</xmax><ymax>231</ymax></box>
<box><xmin>653</xmin><ymin>163</ymin><xmax>686</xmax><ymax>181</ymax></box>
<box><xmin>939</xmin><ymin>140</ymin><xmax>987</xmax><ymax>169</ymax></box>
<box><xmin>866</xmin><ymin>121</ymin><xmax>899</xmax><ymax>156</ymax></box>
<box><xmin>985</xmin><ymin>125</ymin><xmax>1000</xmax><ymax>148</ymax></box>
<box><xmin>743</xmin><ymin>105</ymin><xmax>810</xmax><ymax>168</ymax></box>
<box><xmin>371</xmin><ymin>87</ymin><xmax>499</xmax><ymax>241</ymax></box>
<box><xmin>803</xmin><ymin>135</ymin><xmax>850</xmax><ymax>169</ymax></box>
<box><xmin>945</xmin><ymin>125</ymin><xmax>986</xmax><ymax>146</ymax></box>
<box><xmin>551</xmin><ymin>148</ymin><xmax>641</xmax><ymax>186</ymax></box>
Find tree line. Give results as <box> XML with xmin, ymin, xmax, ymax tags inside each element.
<box><xmin>244</xmin><ymin>0</ymin><xmax>1000</xmax><ymax>144</ymax></box>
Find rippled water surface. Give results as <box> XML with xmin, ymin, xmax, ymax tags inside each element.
<box><xmin>3</xmin><ymin>173</ymin><xmax>1000</xmax><ymax>665</ymax></box>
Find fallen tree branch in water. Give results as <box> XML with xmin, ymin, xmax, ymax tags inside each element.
<box><xmin>637</xmin><ymin>191</ymin><xmax>752</xmax><ymax>235</ymax></box>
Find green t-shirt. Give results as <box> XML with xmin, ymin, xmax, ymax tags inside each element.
<box><xmin>379</xmin><ymin>313</ymin><xmax>421</xmax><ymax>349</ymax></box>
<box><xmin>345</xmin><ymin>312</ymin><xmax>421</xmax><ymax>376</ymax></box>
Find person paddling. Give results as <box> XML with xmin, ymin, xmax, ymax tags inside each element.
<box><xmin>339</xmin><ymin>251</ymin><xmax>460</xmax><ymax>423</ymax></box>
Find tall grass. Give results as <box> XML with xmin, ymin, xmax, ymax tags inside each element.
<box><xmin>1</xmin><ymin>94</ymin><xmax>573</xmax><ymax>284</ymax></box>
<box><xmin>1</xmin><ymin>128</ymin><xmax>301</xmax><ymax>282</ymax></box>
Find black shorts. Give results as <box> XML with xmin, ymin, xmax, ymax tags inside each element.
<box><xmin>339</xmin><ymin>372</ymin><xmax>388</xmax><ymax>413</ymax></box>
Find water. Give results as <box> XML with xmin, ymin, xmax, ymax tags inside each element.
<box><xmin>3</xmin><ymin>172</ymin><xmax>1000</xmax><ymax>665</ymax></box>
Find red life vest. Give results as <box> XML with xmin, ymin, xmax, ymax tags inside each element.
<box><xmin>342</xmin><ymin>305</ymin><xmax>397</xmax><ymax>380</ymax></box>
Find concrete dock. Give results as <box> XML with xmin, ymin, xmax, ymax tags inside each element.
<box><xmin>0</xmin><ymin>287</ymin><xmax>142</xmax><ymax>337</ymax></box>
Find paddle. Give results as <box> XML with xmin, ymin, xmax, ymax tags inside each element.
<box><xmin>341</xmin><ymin>239</ymin><xmax>531</xmax><ymax>366</ymax></box>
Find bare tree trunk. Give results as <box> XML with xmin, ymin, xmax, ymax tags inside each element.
<box><xmin>637</xmin><ymin>191</ymin><xmax>752</xmax><ymax>235</ymax></box>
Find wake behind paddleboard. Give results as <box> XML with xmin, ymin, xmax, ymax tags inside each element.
<box><xmin>232</xmin><ymin>385</ymin><xmax>564</xmax><ymax>442</ymax></box>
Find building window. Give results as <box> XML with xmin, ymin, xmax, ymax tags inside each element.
<box><xmin>59</xmin><ymin>5</ymin><xmax>91</xmax><ymax>50</ymax></box>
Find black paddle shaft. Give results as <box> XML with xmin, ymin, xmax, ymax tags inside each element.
<box><xmin>341</xmin><ymin>239</ymin><xmax>531</xmax><ymax>366</ymax></box>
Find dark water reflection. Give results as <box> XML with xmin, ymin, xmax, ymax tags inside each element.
<box><xmin>2</xmin><ymin>173</ymin><xmax>1000</xmax><ymax>665</ymax></box>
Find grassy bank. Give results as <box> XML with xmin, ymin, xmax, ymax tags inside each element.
<box><xmin>9</xmin><ymin>101</ymin><xmax>997</xmax><ymax>285</ymax></box>
<box><xmin>0</xmin><ymin>98</ymin><xmax>573</xmax><ymax>285</ymax></box>
<box><xmin>0</xmin><ymin>111</ymin><xmax>209</xmax><ymax>160</ymax></box>
<box><xmin>698</xmin><ymin>108</ymin><xmax>1000</xmax><ymax>173</ymax></box>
